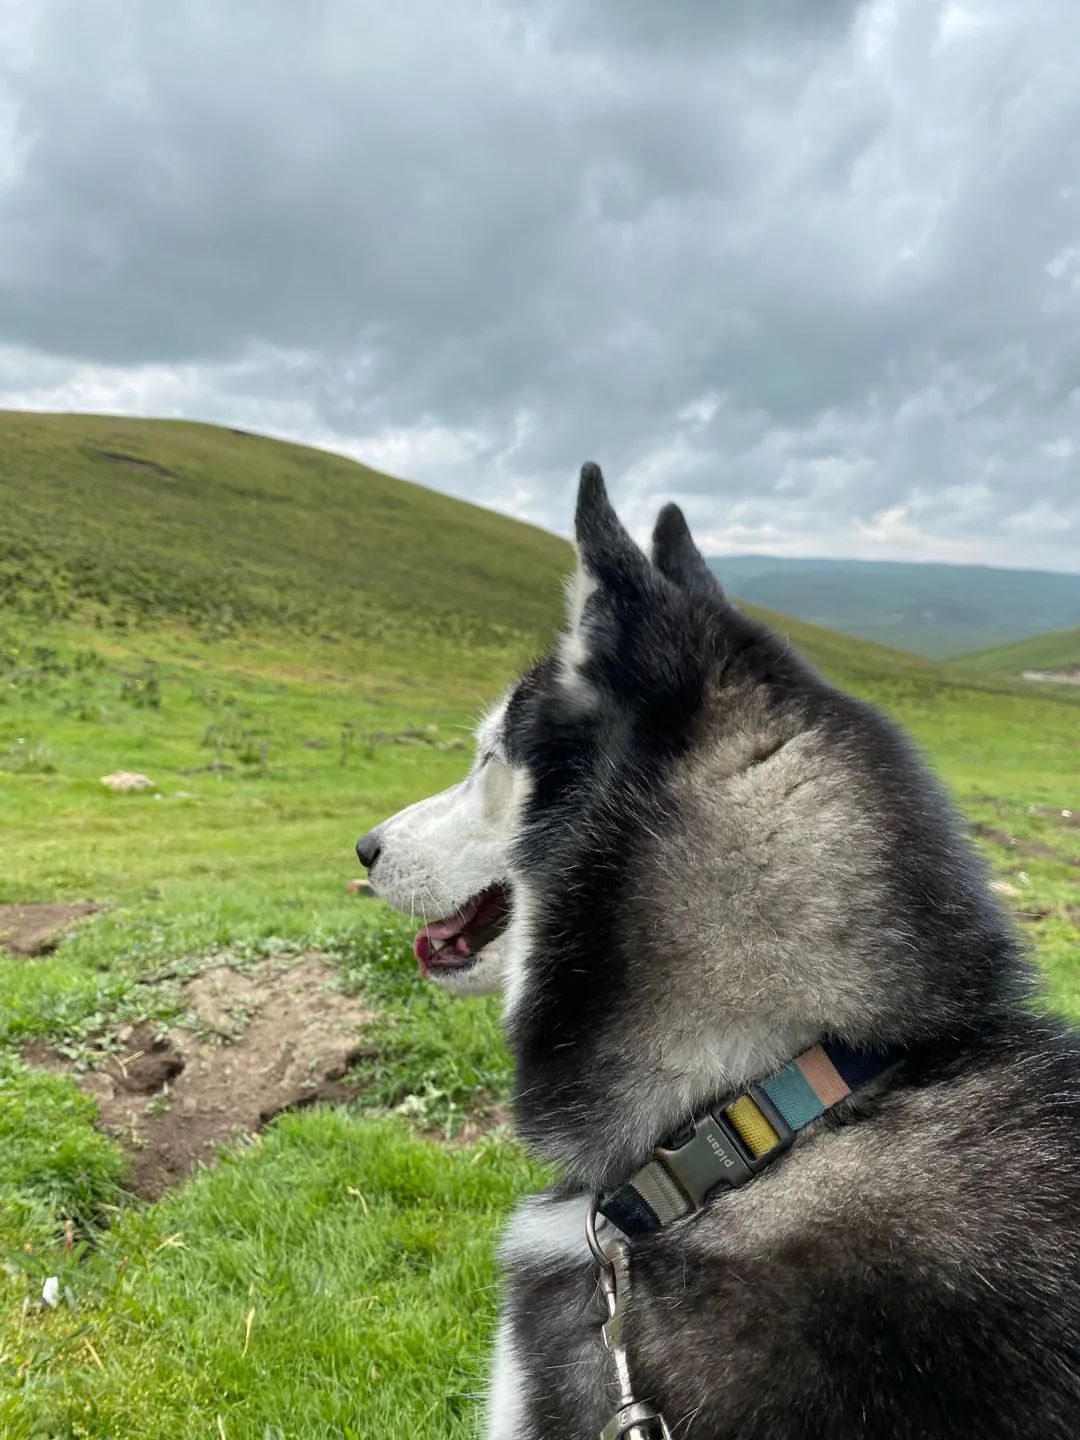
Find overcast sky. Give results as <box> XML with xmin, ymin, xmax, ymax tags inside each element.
<box><xmin>2</xmin><ymin>2</ymin><xmax>1079</xmax><ymax>571</ymax></box>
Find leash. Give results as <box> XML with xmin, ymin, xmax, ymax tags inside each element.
<box><xmin>583</xmin><ymin>1040</ymin><xmax>902</xmax><ymax>1437</ymax></box>
<box><xmin>586</xmin><ymin>1195</ymin><xmax>672</xmax><ymax>1440</ymax></box>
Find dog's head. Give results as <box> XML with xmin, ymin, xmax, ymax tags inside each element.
<box><xmin>357</xmin><ymin>462</ymin><xmax>729</xmax><ymax>1002</ymax></box>
<box><xmin>360</xmin><ymin>466</ymin><xmax>1014</xmax><ymax>1175</ymax></box>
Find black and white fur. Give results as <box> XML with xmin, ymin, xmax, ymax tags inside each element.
<box><xmin>362</xmin><ymin>465</ymin><xmax>1080</xmax><ymax>1439</ymax></box>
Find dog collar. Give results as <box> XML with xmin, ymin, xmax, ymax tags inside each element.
<box><xmin>599</xmin><ymin>1041</ymin><xmax>902</xmax><ymax>1238</ymax></box>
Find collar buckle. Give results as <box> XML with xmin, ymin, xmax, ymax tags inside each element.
<box><xmin>655</xmin><ymin>1085</ymin><xmax>796</xmax><ymax>1212</ymax></box>
<box><xmin>654</xmin><ymin>1113</ymin><xmax>752</xmax><ymax>1209</ymax></box>
<box><xmin>600</xmin><ymin>1043</ymin><xmax>902</xmax><ymax>1239</ymax></box>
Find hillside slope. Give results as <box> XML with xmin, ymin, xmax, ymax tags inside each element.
<box><xmin>957</xmin><ymin>626</ymin><xmax>1080</xmax><ymax>681</ymax></box>
<box><xmin>2</xmin><ymin>410</ymin><xmax>966</xmax><ymax>691</ymax></box>
<box><xmin>0</xmin><ymin>410</ymin><xmax>572</xmax><ymax>652</ymax></box>
<box><xmin>2</xmin><ymin>409</ymin><xmax>1068</xmax><ymax>714</ymax></box>
<box><xmin>707</xmin><ymin>554</ymin><xmax>1080</xmax><ymax>658</ymax></box>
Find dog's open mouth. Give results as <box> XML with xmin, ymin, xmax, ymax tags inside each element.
<box><xmin>413</xmin><ymin>884</ymin><xmax>511</xmax><ymax>978</ymax></box>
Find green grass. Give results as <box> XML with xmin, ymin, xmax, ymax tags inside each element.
<box><xmin>1</xmin><ymin>412</ymin><xmax>1078</xmax><ymax>1438</ymax></box>
<box><xmin>4</xmin><ymin>1112</ymin><xmax>544</xmax><ymax>1439</ymax></box>
<box><xmin>956</xmin><ymin>625</ymin><xmax>1080</xmax><ymax>681</ymax></box>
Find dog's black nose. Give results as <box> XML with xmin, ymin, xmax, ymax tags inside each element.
<box><xmin>355</xmin><ymin>828</ymin><xmax>382</xmax><ymax>870</ymax></box>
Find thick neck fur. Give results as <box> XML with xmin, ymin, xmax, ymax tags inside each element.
<box><xmin>504</xmin><ymin>610</ymin><xmax>1024</xmax><ymax>1194</ymax></box>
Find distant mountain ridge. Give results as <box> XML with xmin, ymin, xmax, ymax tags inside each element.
<box><xmin>707</xmin><ymin>554</ymin><xmax>1080</xmax><ymax>658</ymax></box>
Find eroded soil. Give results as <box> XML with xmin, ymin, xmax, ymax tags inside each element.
<box><xmin>24</xmin><ymin>954</ymin><xmax>375</xmax><ymax>1199</ymax></box>
<box><xmin>0</xmin><ymin>902</ymin><xmax>104</xmax><ymax>957</ymax></box>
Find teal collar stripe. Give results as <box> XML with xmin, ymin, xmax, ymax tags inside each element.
<box><xmin>600</xmin><ymin>1040</ymin><xmax>900</xmax><ymax>1238</ymax></box>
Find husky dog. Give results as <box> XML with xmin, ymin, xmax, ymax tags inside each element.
<box><xmin>357</xmin><ymin>467</ymin><xmax>1080</xmax><ymax>1439</ymax></box>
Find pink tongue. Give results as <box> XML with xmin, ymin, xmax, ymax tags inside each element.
<box><xmin>412</xmin><ymin>895</ymin><xmax>483</xmax><ymax>964</ymax></box>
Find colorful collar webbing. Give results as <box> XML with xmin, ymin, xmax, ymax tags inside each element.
<box><xmin>599</xmin><ymin>1040</ymin><xmax>901</xmax><ymax>1238</ymax></box>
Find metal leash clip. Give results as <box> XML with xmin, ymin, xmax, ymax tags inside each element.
<box><xmin>586</xmin><ymin>1198</ymin><xmax>673</xmax><ymax>1440</ymax></box>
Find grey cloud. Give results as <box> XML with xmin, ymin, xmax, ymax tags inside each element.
<box><xmin>0</xmin><ymin>0</ymin><xmax>1078</xmax><ymax>569</ymax></box>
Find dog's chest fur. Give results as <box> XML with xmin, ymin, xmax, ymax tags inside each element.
<box><xmin>491</xmin><ymin>1032</ymin><xmax>1080</xmax><ymax>1440</ymax></box>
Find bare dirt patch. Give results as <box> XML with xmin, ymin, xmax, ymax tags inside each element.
<box><xmin>97</xmin><ymin>449</ymin><xmax>177</xmax><ymax>479</ymax></box>
<box><xmin>0</xmin><ymin>902</ymin><xmax>104</xmax><ymax>957</ymax></box>
<box><xmin>1022</xmin><ymin>669</ymin><xmax>1080</xmax><ymax>686</ymax></box>
<box><xmin>429</xmin><ymin>1104</ymin><xmax>513</xmax><ymax>1148</ymax></box>
<box><xmin>24</xmin><ymin>955</ymin><xmax>376</xmax><ymax>1199</ymax></box>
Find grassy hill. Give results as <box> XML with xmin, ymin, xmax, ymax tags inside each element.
<box><xmin>1</xmin><ymin>411</ymin><xmax>1078</xmax><ymax>1438</ymax></box>
<box><xmin>0</xmin><ymin>409</ymin><xmax>572</xmax><ymax>671</ymax></box>
<box><xmin>708</xmin><ymin>553</ymin><xmax>1080</xmax><ymax>658</ymax></box>
<box><xmin>0</xmin><ymin>412</ymin><xmax>980</xmax><ymax>709</ymax></box>
<box><xmin>957</xmin><ymin>626</ymin><xmax>1080</xmax><ymax>682</ymax></box>
<box><xmin>0</xmin><ymin>411</ymin><xmax>993</xmax><ymax>698</ymax></box>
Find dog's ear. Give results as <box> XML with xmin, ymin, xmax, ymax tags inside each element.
<box><xmin>651</xmin><ymin>502</ymin><xmax>725</xmax><ymax>602</ymax></box>
<box><xmin>560</xmin><ymin>463</ymin><xmax>654</xmax><ymax>699</ymax></box>
<box><xmin>574</xmin><ymin>462</ymin><xmax>650</xmax><ymax>593</ymax></box>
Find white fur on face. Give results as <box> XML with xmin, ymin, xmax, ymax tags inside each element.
<box><xmin>366</xmin><ymin>698</ymin><xmax>531</xmax><ymax>996</ymax></box>
<box><xmin>500</xmin><ymin>875</ymin><xmax>539</xmax><ymax>1023</ymax></box>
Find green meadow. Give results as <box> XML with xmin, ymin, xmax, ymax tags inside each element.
<box><xmin>957</xmin><ymin>625</ymin><xmax>1080</xmax><ymax>682</ymax></box>
<box><xmin>1</xmin><ymin>413</ymin><xmax>1078</xmax><ymax>1438</ymax></box>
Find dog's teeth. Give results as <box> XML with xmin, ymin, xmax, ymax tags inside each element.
<box><xmin>455</xmin><ymin>936</ymin><xmax>471</xmax><ymax>956</ymax></box>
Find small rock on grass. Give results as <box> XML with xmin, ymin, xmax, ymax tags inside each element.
<box><xmin>101</xmin><ymin>771</ymin><xmax>154</xmax><ymax>791</ymax></box>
